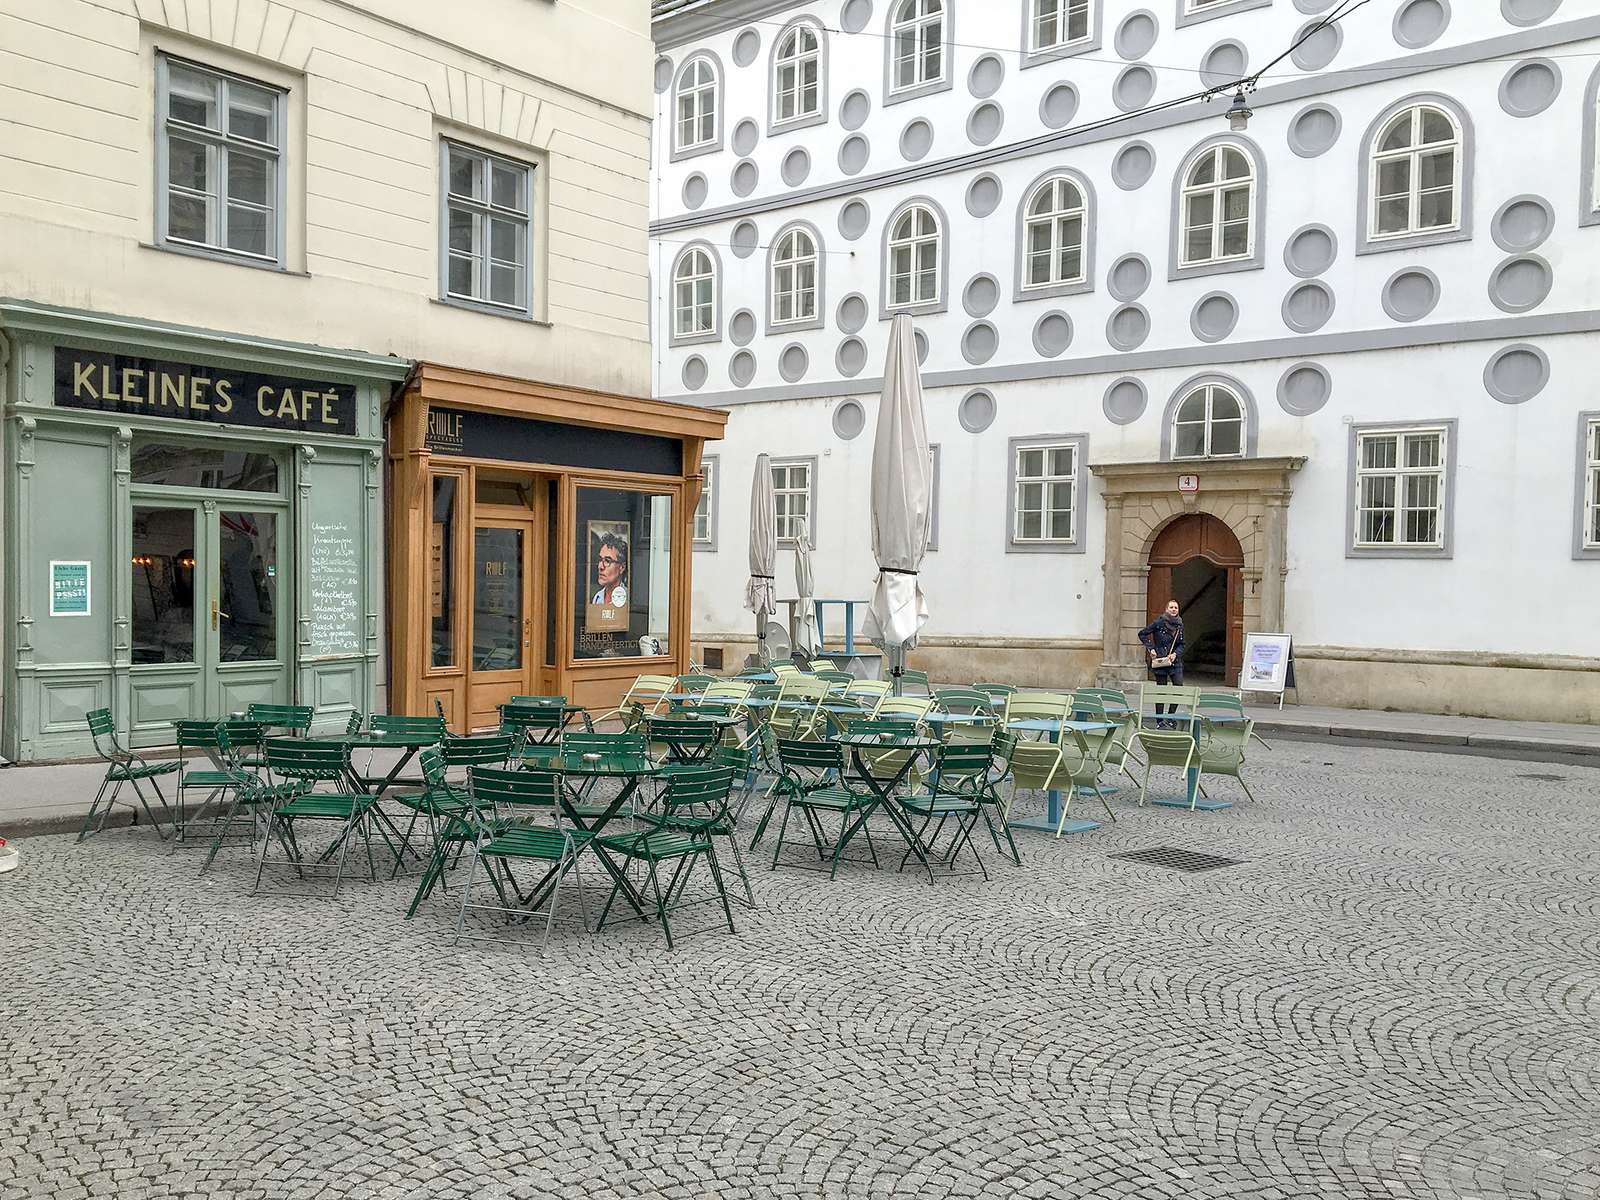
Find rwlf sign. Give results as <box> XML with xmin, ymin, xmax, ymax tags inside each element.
<box><xmin>54</xmin><ymin>348</ymin><xmax>358</xmax><ymax>436</ymax></box>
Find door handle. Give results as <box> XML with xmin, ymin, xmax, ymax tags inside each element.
<box><xmin>522</xmin><ymin>617</ymin><xmax>532</xmax><ymax>648</ymax></box>
<box><xmin>211</xmin><ymin>601</ymin><xmax>217</xmax><ymax>631</ymax></box>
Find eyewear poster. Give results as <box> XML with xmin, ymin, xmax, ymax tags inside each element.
<box><xmin>583</xmin><ymin>520</ymin><xmax>631</xmax><ymax>635</ymax></box>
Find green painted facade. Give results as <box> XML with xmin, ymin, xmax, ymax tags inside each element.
<box><xmin>0</xmin><ymin>300</ymin><xmax>410</xmax><ymax>762</ymax></box>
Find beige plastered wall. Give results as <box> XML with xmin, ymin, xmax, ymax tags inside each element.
<box><xmin>0</xmin><ymin>0</ymin><xmax>652</xmax><ymax>397</ymax></box>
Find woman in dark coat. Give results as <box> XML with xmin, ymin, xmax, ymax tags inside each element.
<box><xmin>1139</xmin><ymin>600</ymin><xmax>1185</xmax><ymax>723</ymax></box>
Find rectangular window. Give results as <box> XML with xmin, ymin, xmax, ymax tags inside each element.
<box><xmin>130</xmin><ymin>442</ymin><xmax>279</xmax><ymax>493</ymax></box>
<box><xmin>694</xmin><ymin>456</ymin><xmax>717</xmax><ymax>548</ymax></box>
<box><xmin>430</xmin><ymin>475</ymin><xmax>459</xmax><ymax>669</ymax></box>
<box><xmin>925</xmin><ymin>444</ymin><xmax>941</xmax><ymax>552</ymax></box>
<box><xmin>574</xmin><ymin>487</ymin><xmax>673</xmax><ymax>660</ymax></box>
<box><xmin>1353</xmin><ymin>426</ymin><xmax>1448</xmax><ymax>549</ymax></box>
<box><xmin>1584</xmin><ymin>416</ymin><xmax>1600</xmax><ymax>552</ymax></box>
<box><xmin>771</xmin><ymin>459</ymin><xmax>814</xmax><ymax>543</ymax></box>
<box><xmin>156</xmin><ymin>56</ymin><xmax>284</xmax><ymax>265</ymax></box>
<box><xmin>442</xmin><ymin>140</ymin><xmax>534</xmax><ymax>314</ymax></box>
<box><xmin>1013</xmin><ymin>441</ymin><xmax>1078</xmax><ymax>543</ymax></box>
<box><xmin>1033</xmin><ymin>0</ymin><xmax>1090</xmax><ymax>50</ymax></box>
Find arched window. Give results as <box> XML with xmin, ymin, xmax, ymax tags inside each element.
<box><xmin>1172</xmin><ymin>383</ymin><xmax>1245</xmax><ymax>460</ymax></box>
<box><xmin>1370</xmin><ymin>104</ymin><xmax>1461</xmax><ymax>239</ymax></box>
<box><xmin>1180</xmin><ymin>142</ymin><xmax>1254</xmax><ymax>266</ymax></box>
<box><xmin>674</xmin><ymin>56</ymin><xmax>718</xmax><ymax>154</ymax></box>
<box><xmin>1031</xmin><ymin>0</ymin><xmax>1091</xmax><ymax>52</ymax></box>
<box><xmin>773</xmin><ymin>23</ymin><xmax>822</xmax><ymax>125</ymax></box>
<box><xmin>890</xmin><ymin>0</ymin><xmax>946</xmax><ymax>94</ymax></box>
<box><xmin>1023</xmin><ymin>175</ymin><xmax>1087</xmax><ymax>290</ymax></box>
<box><xmin>771</xmin><ymin>226</ymin><xmax>819</xmax><ymax>327</ymax></box>
<box><xmin>672</xmin><ymin>246</ymin><xmax>716</xmax><ymax>339</ymax></box>
<box><xmin>887</xmin><ymin>204</ymin><xmax>942</xmax><ymax>308</ymax></box>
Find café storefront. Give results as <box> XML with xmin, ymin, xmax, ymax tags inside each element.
<box><xmin>0</xmin><ymin>300</ymin><xmax>410</xmax><ymax>761</ymax></box>
<box><xmin>386</xmin><ymin>364</ymin><xmax>726</xmax><ymax>730</ymax></box>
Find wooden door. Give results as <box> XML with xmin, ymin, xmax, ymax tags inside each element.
<box><xmin>467</xmin><ymin>515</ymin><xmax>537</xmax><ymax>730</ymax></box>
<box><xmin>1146</xmin><ymin>514</ymin><xmax>1246</xmax><ymax>683</ymax></box>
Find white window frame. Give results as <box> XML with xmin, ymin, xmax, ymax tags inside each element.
<box><xmin>771</xmin><ymin>458</ymin><xmax>816</xmax><ymax>546</ymax></box>
<box><xmin>890</xmin><ymin>0</ymin><xmax>947</xmax><ymax>95</ymax></box>
<box><xmin>1010</xmin><ymin>439</ymin><xmax>1081</xmax><ymax>547</ymax></box>
<box><xmin>887</xmin><ymin>204</ymin><xmax>942</xmax><ymax>310</ymax></box>
<box><xmin>693</xmin><ymin>455</ymin><xmax>718</xmax><ymax>551</ymax></box>
<box><xmin>1030</xmin><ymin>0</ymin><xmax>1092</xmax><ymax>52</ymax></box>
<box><xmin>440</xmin><ymin>139</ymin><xmax>535</xmax><ymax>316</ymax></box>
<box><xmin>1579</xmin><ymin>414</ymin><xmax>1600</xmax><ymax>558</ymax></box>
<box><xmin>671</xmin><ymin>246</ymin><xmax>717</xmax><ymax>342</ymax></box>
<box><xmin>1022</xmin><ymin>176</ymin><xmax>1088</xmax><ymax>291</ymax></box>
<box><xmin>772</xmin><ymin>24</ymin><xmax>822</xmax><ymax>128</ymax></box>
<box><xmin>155</xmin><ymin>55</ymin><xmax>285</xmax><ymax>268</ymax></box>
<box><xmin>675</xmin><ymin>56</ymin><xmax>719</xmax><ymax>155</ymax></box>
<box><xmin>1170</xmin><ymin>384</ymin><xmax>1246</xmax><ymax>461</ymax></box>
<box><xmin>770</xmin><ymin>227</ymin><xmax>819</xmax><ymax>328</ymax></box>
<box><xmin>1352</xmin><ymin>425</ymin><xmax>1449</xmax><ymax>552</ymax></box>
<box><xmin>1368</xmin><ymin>104</ymin><xmax>1463</xmax><ymax>243</ymax></box>
<box><xmin>1180</xmin><ymin>142</ymin><xmax>1255</xmax><ymax>268</ymax></box>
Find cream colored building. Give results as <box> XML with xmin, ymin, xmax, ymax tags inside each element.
<box><xmin>0</xmin><ymin>0</ymin><xmax>668</xmax><ymax>759</ymax></box>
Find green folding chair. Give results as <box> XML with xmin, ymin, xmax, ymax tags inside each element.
<box><xmin>392</xmin><ymin>733</ymin><xmax>514</xmax><ymax>877</ymax></box>
<box><xmin>896</xmin><ymin>668</ymin><xmax>932</xmax><ymax>695</ymax></box>
<box><xmin>596</xmin><ymin>765</ymin><xmax>738</xmax><ymax>949</ymax></box>
<box><xmin>254</xmin><ymin>738</ymin><xmax>379</xmax><ymax>897</ymax></box>
<box><xmin>974</xmin><ymin>731</ymin><xmax>1022</xmax><ymax>865</ymax></box>
<box><xmin>454</xmin><ymin>765</ymin><xmax>590</xmax><ymax>949</ymax></box>
<box><xmin>676</xmin><ymin>674</ymin><xmax>716</xmax><ymax>694</ymax></box>
<box><xmin>764</xmin><ymin>738</ymin><xmax>876</xmax><ymax>875</ymax></box>
<box><xmin>174</xmin><ymin>720</ymin><xmax>255</xmax><ymax>847</ymax></box>
<box><xmin>973</xmin><ymin>683</ymin><xmax>1018</xmax><ymax>711</ymax></box>
<box><xmin>244</xmin><ymin>703</ymin><xmax>314</xmax><ymax>737</ymax></box>
<box><xmin>1131</xmin><ymin>728</ymin><xmax>1201</xmax><ymax>809</ymax></box>
<box><xmin>812</xmin><ymin>668</ymin><xmax>854</xmax><ymax>692</ymax></box>
<box><xmin>501</xmin><ymin>704</ymin><xmax>568</xmax><ymax>756</ymax></box>
<box><xmin>1196</xmin><ymin>715</ymin><xmax>1258</xmax><ymax>803</ymax></box>
<box><xmin>899</xmin><ymin>739</ymin><xmax>992</xmax><ymax>879</ymax></box>
<box><xmin>644</xmin><ymin>715</ymin><xmax>721</xmax><ymax>766</ymax></box>
<box><xmin>78</xmin><ymin>708</ymin><xmax>178</xmax><ymax>842</ymax></box>
<box><xmin>401</xmin><ymin>748</ymin><xmax>477</xmax><ymax>918</ymax></box>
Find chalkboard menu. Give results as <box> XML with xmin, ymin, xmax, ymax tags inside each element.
<box><xmin>308</xmin><ymin>519</ymin><xmax>361</xmax><ymax>657</ymax></box>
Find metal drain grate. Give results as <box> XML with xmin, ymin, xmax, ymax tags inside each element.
<box><xmin>1516</xmin><ymin>772</ymin><xmax>1566</xmax><ymax>782</ymax></box>
<box><xmin>1109</xmin><ymin>845</ymin><xmax>1244</xmax><ymax>873</ymax></box>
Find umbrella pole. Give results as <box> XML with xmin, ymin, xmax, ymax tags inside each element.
<box><xmin>890</xmin><ymin>643</ymin><xmax>904</xmax><ymax>695</ymax></box>
<box><xmin>756</xmin><ymin>613</ymin><xmax>767</xmax><ymax>666</ymax></box>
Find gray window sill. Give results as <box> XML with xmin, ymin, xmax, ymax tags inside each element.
<box><xmin>1020</xmin><ymin>37</ymin><xmax>1102</xmax><ymax>70</ymax></box>
<box><xmin>670</xmin><ymin>139</ymin><xmax>722</xmax><ymax>164</ymax></box>
<box><xmin>433</xmin><ymin>296</ymin><xmax>548</xmax><ymax>326</ymax></box>
<box><xmin>884</xmin><ymin>77</ymin><xmax>951</xmax><ymax>107</ymax></box>
<box><xmin>1357</xmin><ymin>228</ymin><xmax>1471</xmax><ymax>256</ymax></box>
<box><xmin>1014</xmin><ymin>278</ymin><xmax>1093</xmax><ymax>304</ymax></box>
<box><xmin>768</xmin><ymin>112</ymin><xmax>825</xmax><ymax>138</ymax></box>
<box><xmin>766</xmin><ymin>315</ymin><xmax>824</xmax><ymax>335</ymax></box>
<box><xmin>1006</xmin><ymin>538</ymin><xmax>1085</xmax><ymax>555</ymax></box>
<box><xmin>881</xmin><ymin>300</ymin><xmax>947</xmax><ymax>320</ymax></box>
<box><xmin>669</xmin><ymin>327</ymin><xmax>721</xmax><ymax>348</ymax></box>
<box><xmin>692</xmin><ymin>540</ymin><xmax>716</xmax><ymax>553</ymax></box>
<box><xmin>1175</xmin><ymin>0</ymin><xmax>1272</xmax><ymax>30</ymax></box>
<box><xmin>1168</xmin><ymin>255</ymin><xmax>1263</xmax><ymax>283</ymax></box>
<box><xmin>1346</xmin><ymin>544</ymin><xmax>1452</xmax><ymax>559</ymax></box>
<box><xmin>142</xmin><ymin>240</ymin><xmax>300</xmax><ymax>275</ymax></box>
<box><xmin>1579</xmin><ymin>206</ymin><xmax>1600</xmax><ymax>229</ymax></box>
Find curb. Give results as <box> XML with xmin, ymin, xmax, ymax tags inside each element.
<box><xmin>1257</xmin><ymin>721</ymin><xmax>1599</xmax><ymax>766</ymax></box>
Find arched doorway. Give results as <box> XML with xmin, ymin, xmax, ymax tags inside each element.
<box><xmin>1147</xmin><ymin>514</ymin><xmax>1244</xmax><ymax>684</ymax></box>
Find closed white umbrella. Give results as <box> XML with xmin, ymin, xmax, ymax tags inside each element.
<box><xmin>793</xmin><ymin>516</ymin><xmax>818</xmax><ymax>658</ymax></box>
<box><xmin>863</xmin><ymin>314</ymin><xmax>932</xmax><ymax>692</ymax></box>
<box><xmin>744</xmin><ymin>453</ymin><xmax>777</xmax><ymax>665</ymax></box>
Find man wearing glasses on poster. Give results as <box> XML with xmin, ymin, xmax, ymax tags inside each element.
<box><xmin>590</xmin><ymin>533</ymin><xmax>629</xmax><ymax>608</ymax></box>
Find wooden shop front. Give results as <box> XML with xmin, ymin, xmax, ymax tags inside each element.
<box><xmin>386</xmin><ymin>364</ymin><xmax>725</xmax><ymax>730</ymax></box>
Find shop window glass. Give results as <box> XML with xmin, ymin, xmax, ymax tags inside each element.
<box><xmin>218</xmin><ymin>510</ymin><xmax>276</xmax><ymax>661</ymax></box>
<box><xmin>573</xmin><ymin>486</ymin><xmax>673</xmax><ymax>660</ymax></box>
<box><xmin>473</xmin><ymin>527</ymin><xmax>524</xmax><ymax>671</ymax></box>
<box><xmin>431</xmin><ymin>476</ymin><xmax>458</xmax><ymax>668</ymax></box>
<box><xmin>131</xmin><ymin>442</ymin><xmax>278</xmax><ymax>492</ymax></box>
<box><xmin>132</xmin><ymin>506</ymin><xmax>197</xmax><ymax>664</ymax></box>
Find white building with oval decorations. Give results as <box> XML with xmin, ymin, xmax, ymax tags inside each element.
<box><xmin>650</xmin><ymin>0</ymin><xmax>1600</xmax><ymax>722</ymax></box>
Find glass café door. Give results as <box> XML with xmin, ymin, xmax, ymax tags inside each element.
<box><xmin>468</xmin><ymin>515</ymin><xmax>536</xmax><ymax>729</ymax></box>
<box><xmin>130</xmin><ymin>501</ymin><xmax>288</xmax><ymax>739</ymax></box>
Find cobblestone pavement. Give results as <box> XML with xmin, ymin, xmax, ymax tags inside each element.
<box><xmin>3</xmin><ymin>741</ymin><xmax>1598</xmax><ymax>1200</ymax></box>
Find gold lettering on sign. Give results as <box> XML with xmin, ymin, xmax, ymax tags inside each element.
<box><xmin>99</xmin><ymin>365</ymin><xmax>120</xmax><ymax>401</ymax></box>
<box><xmin>73</xmin><ymin>361</ymin><xmax>97</xmax><ymax>400</ymax></box>
<box><xmin>321</xmin><ymin>390</ymin><xmax>337</xmax><ymax>426</ymax></box>
<box><xmin>213</xmin><ymin>378</ymin><xmax>235</xmax><ymax>414</ymax></box>
<box><xmin>256</xmin><ymin>385</ymin><xmax>275</xmax><ymax>419</ymax></box>
<box><xmin>121</xmin><ymin>368</ymin><xmax>142</xmax><ymax>403</ymax></box>
<box><xmin>161</xmin><ymin>373</ymin><xmax>185</xmax><ymax>408</ymax></box>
